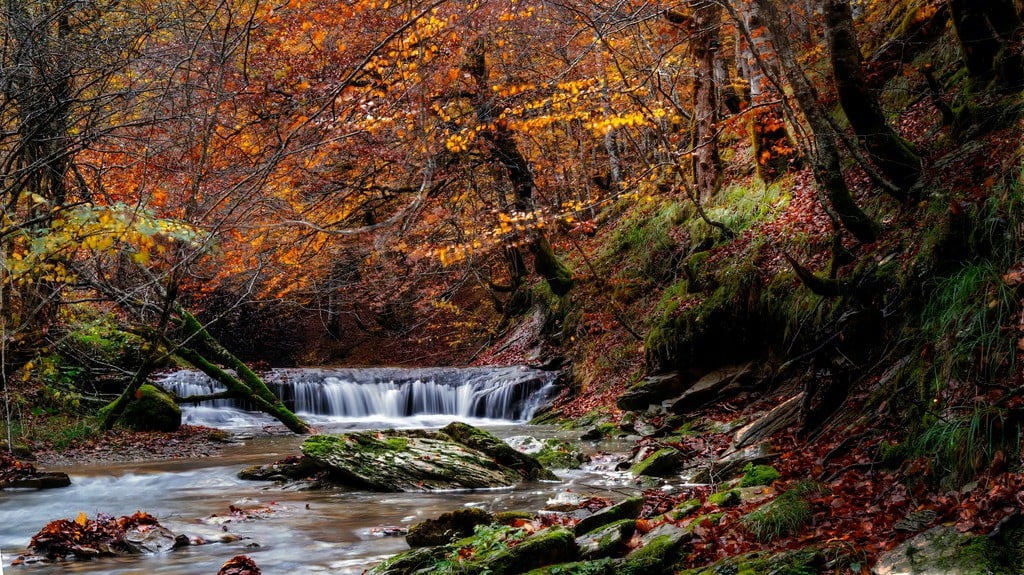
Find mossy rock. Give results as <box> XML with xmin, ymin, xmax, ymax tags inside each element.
<box><xmin>406</xmin><ymin>508</ymin><xmax>494</xmax><ymax>547</ymax></box>
<box><xmin>620</xmin><ymin>531</ymin><xmax>692</xmax><ymax>575</ymax></box>
<box><xmin>521</xmin><ymin>559</ymin><xmax>617</xmax><ymax>575</ymax></box>
<box><xmin>299</xmin><ymin>428</ymin><xmax>527</xmax><ymax>491</ymax></box>
<box><xmin>629</xmin><ymin>448</ymin><xmax>683</xmax><ymax>477</ymax></box>
<box><xmin>574</xmin><ymin>497</ymin><xmax>644</xmax><ymax>536</ymax></box>
<box><xmin>102</xmin><ymin>384</ymin><xmax>181</xmax><ymax>432</ymax></box>
<box><xmin>663</xmin><ymin>499</ymin><xmax>701</xmax><ymax>522</ymax></box>
<box><xmin>873</xmin><ymin>525</ymin><xmax>1024</xmax><ymax>575</ymax></box>
<box><xmin>575</xmin><ymin>519</ymin><xmax>635</xmax><ymax>560</ymax></box>
<box><xmin>680</xmin><ymin>547</ymin><xmax>831</xmax><ymax>575</ymax></box>
<box><xmin>441</xmin><ymin>422</ymin><xmax>557</xmax><ymax>481</ymax></box>
<box><xmin>366</xmin><ymin>544</ymin><xmax>454</xmax><ymax>575</ymax></box>
<box><xmin>740</xmin><ymin>464</ymin><xmax>780</xmax><ymax>487</ymax></box>
<box><xmin>707</xmin><ymin>489</ymin><xmax>741</xmax><ymax>507</ymax></box>
<box><xmin>463</xmin><ymin>527</ymin><xmax>578</xmax><ymax>575</ymax></box>
<box><xmin>494</xmin><ymin>511</ymin><xmax>536</xmax><ymax>525</ymax></box>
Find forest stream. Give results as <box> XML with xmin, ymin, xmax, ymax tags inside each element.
<box><xmin>1</xmin><ymin>368</ymin><xmax>636</xmax><ymax>574</ymax></box>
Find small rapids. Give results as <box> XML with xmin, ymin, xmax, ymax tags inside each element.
<box><xmin>159</xmin><ymin>366</ymin><xmax>557</xmax><ymax>428</ymax></box>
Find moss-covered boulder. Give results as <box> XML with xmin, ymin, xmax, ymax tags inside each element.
<box><xmin>574</xmin><ymin>497</ymin><xmax>644</xmax><ymax>536</ymax></box>
<box><xmin>466</xmin><ymin>527</ymin><xmax>578</xmax><ymax>575</ymax></box>
<box><xmin>629</xmin><ymin>447</ymin><xmax>683</xmax><ymax>477</ymax></box>
<box><xmin>406</xmin><ymin>508</ymin><xmax>494</xmax><ymax>547</ymax></box>
<box><xmin>366</xmin><ymin>544</ymin><xmax>454</xmax><ymax>575</ymax></box>
<box><xmin>101</xmin><ymin>384</ymin><xmax>181</xmax><ymax>432</ymax></box>
<box><xmin>873</xmin><ymin>525</ymin><xmax>1024</xmax><ymax>575</ymax></box>
<box><xmin>288</xmin><ymin>424</ymin><xmax>556</xmax><ymax>492</ymax></box>
<box><xmin>441</xmin><ymin>422</ymin><xmax>557</xmax><ymax>480</ymax></box>
<box><xmin>575</xmin><ymin>519</ymin><xmax>635</xmax><ymax>560</ymax></box>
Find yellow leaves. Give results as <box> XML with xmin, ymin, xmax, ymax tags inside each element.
<box><xmin>76</xmin><ymin>512</ymin><xmax>88</xmax><ymax>527</ymax></box>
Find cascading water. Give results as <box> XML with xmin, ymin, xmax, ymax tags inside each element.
<box><xmin>159</xmin><ymin>366</ymin><xmax>558</xmax><ymax>428</ymax></box>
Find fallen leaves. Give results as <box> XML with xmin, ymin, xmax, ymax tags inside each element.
<box><xmin>27</xmin><ymin>511</ymin><xmax>164</xmax><ymax>560</ymax></box>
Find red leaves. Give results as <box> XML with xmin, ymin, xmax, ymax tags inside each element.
<box><xmin>219</xmin><ymin>555</ymin><xmax>261</xmax><ymax>575</ymax></box>
<box><xmin>0</xmin><ymin>451</ymin><xmax>38</xmax><ymax>483</ymax></box>
<box><xmin>28</xmin><ymin>512</ymin><xmax>163</xmax><ymax>560</ymax></box>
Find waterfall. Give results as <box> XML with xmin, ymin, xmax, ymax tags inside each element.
<box><xmin>157</xmin><ymin>366</ymin><xmax>557</xmax><ymax>428</ymax></box>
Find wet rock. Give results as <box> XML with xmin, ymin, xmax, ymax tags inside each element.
<box><xmin>579</xmin><ymin>427</ymin><xmax>605</xmax><ymax>441</ymax></box>
<box><xmin>574</xmin><ymin>497</ymin><xmax>643</xmax><ymax>536</ymax></box>
<box><xmin>668</xmin><ymin>363</ymin><xmax>753</xmax><ymax>415</ymax></box>
<box><xmin>506</xmin><ymin>436</ymin><xmax>589</xmax><ymax>469</ymax></box>
<box><xmin>406</xmin><ymin>508</ymin><xmax>494</xmax><ymax>547</ymax></box>
<box><xmin>575</xmin><ymin>519</ymin><xmax>635</xmax><ymax>559</ymax></box>
<box><xmin>1</xmin><ymin>471</ymin><xmax>71</xmax><ymax>490</ymax></box>
<box><xmin>123</xmin><ymin>524</ymin><xmax>179</xmax><ymax>553</ymax></box>
<box><xmin>617</xmin><ymin>372</ymin><xmax>688</xmax><ymax>411</ymax></box>
<box><xmin>441</xmin><ymin>422</ymin><xmax>557</xmax><ymax>480</ymax></box>
<box><xmin>629</xmin><ymin>447</ymin><xmax>683</xmax><ymax>477</ymax></box>
<box><xmin>297</xmin><ymin>424</ymin><xmax>553</xmax><ymax>492</ymax></box>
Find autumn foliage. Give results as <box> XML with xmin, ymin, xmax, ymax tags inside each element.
<box><xmin>26</xmin><ymin>512</ymin><xmax>164</xmax><ymax>560</ymax></box>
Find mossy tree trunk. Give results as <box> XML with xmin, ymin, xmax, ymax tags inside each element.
<box><xmin>176</xmin><ymin>308</ymin><xmax>311</xmax><ymax>434</ymax></box>
<box><xmin>752</xmin><ymin>0</ymin><xmax>879</xmax><ymax>244</ymax></box>
<box><xmin>823</xmin><ymin>0</ymin><xmax>922</xmax><ymax>195</ymax></box>
<box><xmin>948</xmin><ymin>0</ymin><xmax>1024</xmax><ymax>89</ymax></box>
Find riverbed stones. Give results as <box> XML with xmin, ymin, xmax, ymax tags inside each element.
<box><xmin>505</xmin><ymin>435</ymin><xmax>589</xmax><ymax>469</ymax></box>
<box><xmin>617</xmin><ymin>372</ymin><xmax>688</xmax><ymax>411</ymax></box>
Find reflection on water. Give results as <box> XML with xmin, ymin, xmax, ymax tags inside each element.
<box><xmin>1</xmin><ymin>427</ymin><xmax>635</xmax><ymax>574</ymax></box>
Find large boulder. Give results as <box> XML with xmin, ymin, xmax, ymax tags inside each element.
<box><xmin>667</xmin><ymin>363</ymin><xmax>753</xmax><ymax>415</ymax></box>
<box><xmin>617</xmin><ymin>373</ymin><xmax>689</xmax><ymax>411</ymax></box>
<box><xmin>104</xmin><ymin>384</ymin><xmax>181</xmax><ymax>432</ymax></box>
<box><xmin>295</xmin><ymin>425</ymin><xmax>555</xmax><ymax>492</ymax></box>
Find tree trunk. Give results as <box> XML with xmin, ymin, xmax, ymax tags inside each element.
<box><xmin>177</xmin><ymin>309</ymin><xmax>312</xmax><ymax>434</ymax></box>
<box><xmin>738</xmin><ymin>1</ymin><xmax>799</xmax><ymax>183</ymax></box>
<box><xmin>692</xmin><ymin>0</ymin><xmax>723</xmax><ymax>198</ymax></box>
<box><xmin>465</xmin><ymin>39</ymin><xmax>573</xmax><ymax>299</ymax></box>
<box><xmin>753</xmin><ymin>0</ymin><xmax>878</xmax><ymax>243</ymax></box>
<box><xmin>823</xmin><ymin>0</ymin><xmax>922</xmax><ymax>195</ymax></box>
<box><xmin>948</xmin><ymin>0</ymin><xmax>1024</xmax><ymax>88</ymax></box>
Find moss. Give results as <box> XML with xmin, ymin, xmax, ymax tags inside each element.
<box><xmin>521</xmin><ymin>559</ymin><xmax>616</xmax><ymax>575</ymax></box>
<box><xmin>686</xmin><ymin>513</ymin><xmax>724</xmax><ymax>532</ymax></box>
<box><xmin>629</xmin><ymin>448</ymin><xmax>682</xmax><ymax>477</ymax></box>
<box><xmin>740</xmin><ymin>483</ymin><xmax>824</xmax><ymax>542</ymax></box>
<box><xmin>740</xmin><ymin>464</ymin><xmax>780</xmax><ymax>488</ymax></box>
<box><xmin>494</xmin><ymin>511</ymin><xmax>536</xmax><ymax>524</ymax></box>
<box><xmin>707</xmin><ymin>489</ymin><xmax>741</xmax><ymax>507</ymax></box>
<box><xmin>574</xmin><ymin>497</ymin><xmax>644</xmax><ymax>536</ymax></box>
<box><xmin>663</xmin><ymin>499</ymin><xmax>701</xmax><ymax>522</ymax></box>
<box><xmin>464</xmin><ymin>527</ymin><xmax>578</xmax><ymax>575</ymax></box>
<box><xmin>103</xmin><ymin>384</ymin><xmax>181</xmax><ymax>432</ymax></box>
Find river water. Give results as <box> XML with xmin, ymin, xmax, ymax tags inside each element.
<box><xmin>1</xmin><ymin>368</ymin><xmax>639</xmax><ymax>574</ymax></box>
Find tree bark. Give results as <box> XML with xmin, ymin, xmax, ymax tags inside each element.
<box><xmin>948</xmin><ymin>0</ymin><xmax>1024</xmax><ymax>88</ymax></box>
<box><xmin>752</xmin><ymin>0</ymin><xmax>878</xmax><ymax>244</ymax></box>
<box><xmin>692</xmin><ymin>0</ymin><xmax>723</xmax><ymax>198</ymax></box>
<box><xmin>465</xmin><ymin>39</ymin><xmax>573</xmax><ymax>299</ymax></box>
<box><xmin>177</xmin><ymin>309</ymin><xmax>312</xmax><ymax>434</ymax></box>
<box><xmin>737</xmin><ymin>1</ymin><xmax>799</xmax><ymax>183</ymax></box>
<box><xmin>823</xmin><ymin>0</ymin><xmax>922</xmax><ymax>195</ymax></box>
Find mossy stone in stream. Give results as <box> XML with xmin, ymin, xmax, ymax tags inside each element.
<box><xmin>406</xmin><ymin>508</ymin><xmax>494</xmax><ymax>547</ymax></box>
<box><xmin>521</xmin><ymin>559</ymin><xmax>617</xmax><ymax>575</ymax></box>
<box><xmin>629</xmin><ymin>448</ymin><xmax>683</xmax><ymax>477</ymax></box>
<box><xmin>103</xmin><ymin>384</ymin><xmax>181</xmax><ymax>432</ymax></box>
<box><xmin>441</xmin><ymin>422</ymin><xmax>557</xmax><ymax>480</ymax></box>
<box><xmin>300</xmin><ymin>427</ymin><xmax>529</xmax><ymax>491</ymax></box>
<box><xmin>739</xmin><ymin>464</ymin><xmax>780</xmax><ymax>487</ymax></box>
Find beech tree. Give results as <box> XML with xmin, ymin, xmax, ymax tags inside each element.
<box><xmin>823</xmin><ymin>0</ymin><xmax>922</xmax><ymax>195</ymax></box>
